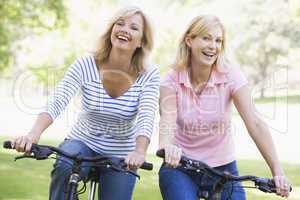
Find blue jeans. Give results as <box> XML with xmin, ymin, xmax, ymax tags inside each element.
<box><xmin>159</xmin><ymin>161</ymin><xmax>246</xmax><ymax>200</ymax></box>
<box><xmin>49</xmin><ymin>139</ymin><xmax>136</xmax><ymax>200</ymax></box>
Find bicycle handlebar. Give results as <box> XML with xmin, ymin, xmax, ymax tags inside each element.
<box><xmin>156</xmin><ymin>149</ymin><xmax>292</xmax><ymax>193</ymax></box>
<box><xmin>3</xmin><ymin>141</ymin><xmax>153</xmax><ymax>171</ymax></box>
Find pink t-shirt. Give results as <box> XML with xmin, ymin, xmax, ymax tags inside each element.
<box><xmin>161</xmin><ymin>66</ymin><xmax>248</xmax><ymax>167</ymax></box>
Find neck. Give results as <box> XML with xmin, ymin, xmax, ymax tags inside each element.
<box><xmin>106</xmin><ymin>48</ymin><xmax>133</xmax><ymax>71</ymax></box>
<box><xmin>189</xmin><ymin>59</ymin><xmax>212</xmax><ymax>86</ymax></box>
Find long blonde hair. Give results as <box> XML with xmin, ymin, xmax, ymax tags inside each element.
<box><xmin>94</xmin><ymin>7</ymin><xmax>153</xmax><ymax>74</ymax></box>
<box><xmin>174</xmin><ymin>15</ymin><xmax>229</xmax><ymax>73</ymax></box>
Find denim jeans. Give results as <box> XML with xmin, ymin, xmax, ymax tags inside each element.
<box><xmin>49</xmin><ymin>139</ymin><xmax>136</xmax><ymax>200</ymax></box>
<box><xmin>159</xmin><ymin>160</ymin><xmax>246</xmax><ymax>200</ymax></box>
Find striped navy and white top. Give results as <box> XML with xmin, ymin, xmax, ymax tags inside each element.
<box><xmin>44</xmin><ymin>54</ymin><xmax>160</xmax><ymax>157</ymax></box>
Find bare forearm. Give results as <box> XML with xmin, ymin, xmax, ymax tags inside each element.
<box><xmin>159</xmin><ymin>119</ymin><xmax>176</xmax><ymax>148</ymax></box>
<box><xmin>159</xmin><ymin>132</ymin><xmax>175</xmax><ymax>148</ymax></box>
<box><xmin>248</xmin><ymin>120</ymin><xmax>283</xmax><ymax>176</ymax></box>
<box><xmin>28</xmin><ymin>112</ymin><xmax>53</xmax><ymax>141</ymax></box>
<box><xmin>135</xmin><ymin>135</ymin><xmax>150</xmax><ymax>155</ymax></box>
<box><xmin>233</xmin><ymin>87</ymin><xmax>290</xmax><ymax>197</ymax></box>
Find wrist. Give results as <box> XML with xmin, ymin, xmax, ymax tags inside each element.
<box><xmin>272</xmin><ymin>166</ymin><xmax>284</xmax><ymax>177</ymax></box>
<box><xmin>134</xmin><ymin>147</ymin><xmax>146</xmax><ymax>156</ymax></box>
<box><xmin>160</xmin><ymin>143</ymin><xmax>179</xmax><ymax>149</ymax></box>
<box><xmin>27</xmin><ymin>132</ymin><xmax>41</xmax><ymax>142</ymax></box>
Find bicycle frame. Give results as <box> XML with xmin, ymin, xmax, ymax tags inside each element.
<box><xmin>88</xmin><ymin>180</ymin><xmax>97</xmax><ymax>200</ymax></box>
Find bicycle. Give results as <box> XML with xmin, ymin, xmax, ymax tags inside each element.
<box><xmin>156</xmin><ymin>149</ymin><xmax>292</xmax><ymax>200</ymax></box>
<box><xmin>3</xmin><ymin>141</ymin><xmax>153</xmax><ymax>200</ymax></box>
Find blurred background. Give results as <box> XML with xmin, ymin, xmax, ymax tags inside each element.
<box><xmin>0</xmin><ymin>0</ymin><xmax>299</xmax><ymax>199</ymax></box>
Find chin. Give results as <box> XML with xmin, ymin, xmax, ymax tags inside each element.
<box><xmin>202</xmin><ymin>62</ymin><xmax>214</xmax><ymax>68</ymax></box>
<box><xmin>114</xmin><ymin>45</ymin><xmax>131</xmax><ymax>51</ymax></box>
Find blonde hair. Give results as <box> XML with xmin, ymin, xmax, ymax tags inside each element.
<box><xmin>174</xmin><ymin>15</ymin><xmax>229</xmax><ymax>73</ymax></box>
<box><xmin>94</xmin><ymin>7</ymin><xmax>153</xmax><ymax>74</ymax></box>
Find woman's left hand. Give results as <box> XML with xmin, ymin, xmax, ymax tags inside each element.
<box><xmin>273</xmin><ymin>175</ymin><xmax>291</xmax><ymax>198</ymax></box>
<box><xmin>125</xmin><ymin>150</ymin><xmax>146</xmax><ymax>170</ymax></box>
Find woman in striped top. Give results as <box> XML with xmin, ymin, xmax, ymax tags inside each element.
<box><xmin>12</xmin><ymin>7</ymin><xmax>159</xmax><ymax>200</ymax></box>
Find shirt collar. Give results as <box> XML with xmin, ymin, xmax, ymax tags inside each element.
<box><xmin>178</xmin><ymin>68</ymin><xmax>228</xmax><ymax>88</ymax></box>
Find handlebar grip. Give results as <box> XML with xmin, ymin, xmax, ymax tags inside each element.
<box><xmin>156</xmin><ymin>149</ymin><xmax>165</xmax><ymax>158</ymax></box>
<box><xmin>270</xmin><ymin>179</ymin><xmax>292</xmax><ymax>192</ymax></box>
<box><xmin>257</xmin><ymin>178</ymin><xmax>292</xmax><ymax>193</ymax></box>
<box><xmin>3</xmin><ymin>141</ymin><xmax>13</xmax><ymax>149</ymax></box>
<box><xmin>3</xmin><ymin>140</ymin><xmax>38</xmax><ymax>151</ymax></box>
<box><xmin>140</xmin><ymin>162</ymin><xmax>153</xmax><ymax>170</ymax></box>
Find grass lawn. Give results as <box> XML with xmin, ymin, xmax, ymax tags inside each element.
<box><xmin>254</xmin><ymin>95</ymin><xmax>300</xmax><ymax>104</ymax></box>
<box><xmin>1</xmin><ymin>137</ymin><xmax>299</xmax><ymax>200</ymax></box>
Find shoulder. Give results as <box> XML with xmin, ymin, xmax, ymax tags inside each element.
<box><xmin>163</xmin><ymin>68</ymin><xmax>177</xmax><ymax>77</ymax></box>
<box><xmin>224</xmin><ymin>65</ymin><xmax>248</xmax><ymax>94</ymax></box>
<box><xmin>73</xmin><ymin>53</ymin><xmax>95</xmax><ymax>68</ymax></box>
<box><xmin>69</xmin><ymin>54</ymin><xmax>98</xmax><ymax>82</ymax></box>
<box><xmin>140</xmin><ymin>65</ymin><xmax>160</xmax><ymax>82</ymax></box>
<box><xmin>144</xmin><ymin>65</ymin><xmax>159</xmax><ymax>76</ymax></box>
<box><xmin>161</xmin><ymin>68</ymin><xmax>180</xmax><ymax>84</ymax></box>
<box><xmin>225</xmin><ymin>65</ymin><xmax>247</xmax><ymax>82</ymax></box>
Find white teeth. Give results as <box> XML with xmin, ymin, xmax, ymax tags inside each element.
<box><xmin>203</xmin><ymin>52</ymin><xmax>215</xmax><ymax>57</ymax></box>
<box><xmin>117</xmin><ymin>35</ymin><xmax>129</xmax><ymax>41</ymax></box>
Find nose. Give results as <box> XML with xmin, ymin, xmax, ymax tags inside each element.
<box><xmin>119</xmin><ymin>24</ymin><xmax>130</xmax><ymax>34</ymax></box>
<box><xmin>208</xmin><ymin>40</ymin><xmax>217</xmax><ymax>49</ymax></box>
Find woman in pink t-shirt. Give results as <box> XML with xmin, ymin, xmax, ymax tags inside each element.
<box><xmin>158</xmin><ymin>15</ymin><xmax>290</xmax><ymax>200</ymax></box>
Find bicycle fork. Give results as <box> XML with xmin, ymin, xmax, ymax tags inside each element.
<box><xmin>198</xmin><ymin>179</ymin><xmax>224</xmax><ymax>200</ymax></box>
<box><xmin>66</xmin><ymin>173</ymin><xmax>81</xmax><ymax>200</ymax></box>
<box><xmin>88</xmin><ymin>180</ymin><xmax>97</xmax><ymax>200</ymax></box>
<box><xmin>198</xmin><ymin>190</ymin><xmax>221</xmax><ymax>200</ymax></box>
<box><xmin>67</xmin><ymin>172</ymin><xmax>98</xmax><ymax>200</ymax></box>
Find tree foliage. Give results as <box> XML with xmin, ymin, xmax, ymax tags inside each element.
<box><xmin>234</xmin><ymin>0</ymin><xmax>300</xmax><ymax>97</ymax></box>
<box><xmin>0</xmin><ymin>0</ymin><xmax>67</xmax><ymax>74</ymax></box>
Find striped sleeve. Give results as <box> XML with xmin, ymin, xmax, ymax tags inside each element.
<box><xmin>42</xmin><ymin>56</ymin><xmax>85</xmax><ymax>120</ymax></box>
<box><xmin>136</xmin><ymin>67</ymin><xmax>160</xmax><ymax>139</ymax></box>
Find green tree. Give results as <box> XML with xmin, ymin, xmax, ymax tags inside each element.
<box><xmin>234</xmin><ymin>0</ymin><xmax>300</xmax><ymax>98</ymax></box>
<box><xmin>0</xmin><ymin>0</ymin><xmax>67</xmax><ymax>75</ymax></box>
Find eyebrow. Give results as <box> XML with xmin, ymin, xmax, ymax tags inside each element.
<box><xmin>131</xmin><ymin>23</ymin><xmax>141</xmax><ymax>27</ymax></box>
<box><xmin>116</xmin><ymin>19</ymin><xmax>141</xmax><ymax>27</ymax></box>
<box><xmin>204</xmin><ymin>34</ymin><xmax>223</xmax><ymax>39</ymax></box>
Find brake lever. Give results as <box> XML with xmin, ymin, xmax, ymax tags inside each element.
<box><xmin>31</xmin><ymin>146</ymin><xmax>53</xmax><ymax>160</ymax></box>
<box><xmin>110</xmin><ymin>164</ymin><xmax>140</xmax><ymax>179</ymax></box>
<box><xmin>182</xmin><ymin>160</ymin><xmax>202</xmax><ymax>173</ymax></box>
<box><xmin>183</xmin><ymin>164</ymin><xmax>197</xmax><ymax>171</ymax></box>
<box><xmin>15</xmin><ymin>154</ymin><xmax>35</xmax><ymax>161</ymax></box>
<box><xmin>126</xmin><ymin>169</ymin><xmax>140</xmax><ymax>179</ymax></box>
<box><xmin>257</xmin><ymin>184</ymin><xmax>275</xmax><ymax>193</ymax></box>
<box><xmin>255</xmin><ymin>178</ymin><xmax>276</xmax><ymax>193</ymax></box>
<box><xmin>93</xmin><ymin>159</ymin><xmax>141</xmax><ymax>179</ymax></box>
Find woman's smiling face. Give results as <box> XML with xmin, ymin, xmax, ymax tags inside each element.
<box><xmin>186</xmin><ymin>25</ymin><xmax>223</xmax><ymax>68</ymax></box>
<box><xmin>110</xmin><ymin>13</ymin><xmax>144</xmax><ymax>52</ymax></box>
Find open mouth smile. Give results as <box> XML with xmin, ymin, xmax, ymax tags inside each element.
<box><xmin>202</xmin><ymin>51</ymin><xmax>215</xmax><ymax>57</ymax></box>
<box><xmin>202</xmin><ymin>51</ymin><xmax>216</xmax><ymax>58</ymax></box>
<box><xmin>116</xmin><ymin>33</ymin><xmax>131</xmax><ymax>42</ymax></box>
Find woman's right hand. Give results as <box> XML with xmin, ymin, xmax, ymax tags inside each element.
<box><xmin>12</xmin><ymin>133</ymin><xmax>40</xmax><ymax>153</ymax></box>
<box><xmin>162</xmin><ymin>144</ymin><xmax>182</xmax><ymax>168</ymax></box>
